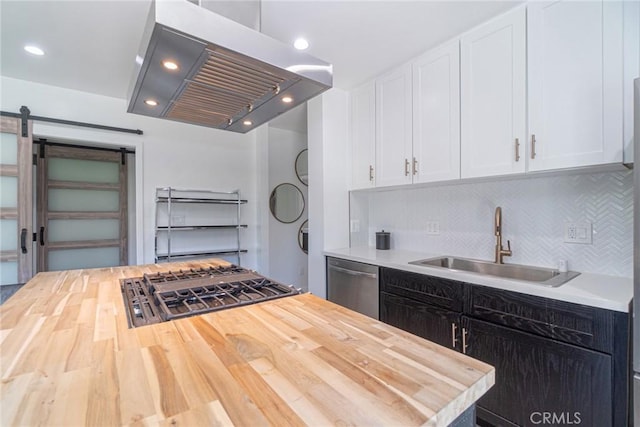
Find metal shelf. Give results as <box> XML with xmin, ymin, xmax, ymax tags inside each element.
<box><xmin>156</xmin><ymin>197</ymin><xmax>247</xmax><ymax>204</ymax></box>
<box><xmin>156</xmin><ymin>225</ymin><xmax>248</xmax><ymax>231</ymax></box>
<box><xmin>154</xmin><ymin>187</ymin><xmax>246</xmax><ymax>266</ymax></box>
<box><xmin>155</xmin><ymin>249</ymin><xmax>248</xmax><ymax>261</ymax></box>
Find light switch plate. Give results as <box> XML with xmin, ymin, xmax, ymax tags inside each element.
<box><xmin>350</xmin><ymin>219</ymin><xmax>360</xmax><ymax>233</ymax></box>
<box><xmin>564</xmin><ymin>222</ymin><xmax>592</xmax><ymax>244</ymax></box>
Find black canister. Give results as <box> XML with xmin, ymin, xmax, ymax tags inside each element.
<box><xmin>376</xmin><ymin>230</ymin><xmax>390</xmax><ymax>250</ymax></box>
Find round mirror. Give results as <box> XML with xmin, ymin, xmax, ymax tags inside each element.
<box><xmin>269</xmin><ymin>183</ymin><xmax>305</xmax><ymax>224</ymax></box>
<box><xmin>295</xmin><ymin>149</ymin><xmax>308</xmax><ymax>186</ymax></box>
<box><xmin>298</xmin><ymin>220</ymin><xmax>308</xmax><ymax>254</ymax></box>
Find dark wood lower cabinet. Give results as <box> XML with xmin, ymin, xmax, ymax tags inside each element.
<box><xmin>463</xmin><ymin>317</ymin><xmax>612</xmax><ymax>427</ymax></box>
<box><xmin>380</xmin><ymin>291</ymin><xmax>460</xmax><ymax>350</ymax></box>
<box><xmin>377</xmin><ymin>267</ymin><xmax>629</xmax><ymax>427</ymax></box>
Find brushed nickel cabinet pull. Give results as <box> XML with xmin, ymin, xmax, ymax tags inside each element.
<box><xmin>515</xmin><ymin>138</ymin><xmax>520</xmax><ymax>162</ymax></box>
<box><xmin>531</xmin><ymin>134</ymin><xmax>537</xmax><ymax>159</ymax></box>
<box><xmin>462</xmin><ymin>327</ymin><xmax>468</xmax><ymax>354</ymax></box>
<box><xmin>404</xmin><ymin>158</ymin><xmax>410</xmax><ymax>176</ymax></box>
<box><xmin>369</xmin><ymin>165</ymin><xmax>374</xmax><ymax>182</ymax></box>
<box><xmin>451</xmin><ymin>323</ymin><xmax>458</xmax><ymax>348</ymax></box>
<box><xmin>412</xmin><ymin>157</ymin><xmax>418</xmax><ymax>175</ymax></box>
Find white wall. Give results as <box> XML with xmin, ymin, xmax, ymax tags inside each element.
<box><xmin>0</xmin><ymin>76</ymin><xmax>259</xmax><ymax>269</ymax></box>
<box><xmin>266</xmin><ymin>127</ymin><xmax>308</xmax><ymax>289</ymax></box>
<box><xmin>308</xmin><ymin>89</ymin><xmax>350</xmax><ymax>297</ymax></box>
<box><xmin>351</xmin><ymin>169</ymin><xmax>633</xmax><ymax>277</ymax></box>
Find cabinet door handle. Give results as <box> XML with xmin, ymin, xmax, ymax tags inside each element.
<box><xmin>451</xmin><ymin>323</ymin><xmax>458</xmax><ymax>349</ymax></box>
<box><xmin>369</xmin><ymin>165</ymin><xmax>374</xmax><ymax>182</ymax></box>
<box><xmin>462</xmin><ymin>327</ymin><xmax>468</xmax><ymax>354</ymax></box>
<box><xmin>531</xmin><ymin>134</ymin><xmax>537</xmax><ymax>159</ymax></box>
<box><xmin>515</xmin><ymin>138</ymin><xmax>520</xmax><ymax>162</ymax></box>
<box><xmin>412</xmin><ymin>157</ymin><xmax>418</xmax><ymax>175</ymax></box>
<box><xmin>39</xmin><ymin>226</ymin><xmax>45</xmax><ymax>246</ymax></box>
<box><xmin>404</xmin><ymin>158</ymin><xmax>410</xmax><ymax>176</ymax></box>
<box><xmin>20</xmin><ymin>228</ymin><xmax>28</xmax><ymax>254</ymax></box>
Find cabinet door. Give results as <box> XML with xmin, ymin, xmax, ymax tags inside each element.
<box><xmin>0</xmin><ymin>117</ymin><xmax>33</xmax><ymax>285</ymax></box>
<box><xmin>380</xmin><ymin>292</ymin><xmax>460</xmax><ymax>350</ymax></box>
<box><xmin>375</xmin><ymin>64</ymin><xmax>413</xmax><ymax>187</ymax></box>
<box><xmin>350</xmin><ymin>81</ymin><xmax>376</xmax><ymax>189</ymax></box>
<box><xmin>412</xmin><ymin>40</ymin><xmax>461</xmax><ymax>183</ymax></box>
<box><xmin>464</xmin><ymin>317</ymin><xmax>612</xmax><ymax>427</ymax></box>
<box><xmin>528</xmin><ymin>1</ymin><xmax>624</xmax><ymax>171</ymax></box>
<box><xmin>460</xmin><ymin>7</ymin><xmax>526</xmax><ymax>178</ymax></box>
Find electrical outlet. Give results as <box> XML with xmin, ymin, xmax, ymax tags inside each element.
<box><xmin>564</xmin><ymin>222</ymin><xmax>592</xmax><ymax>244</ymax></box>
<box><xmin>171</xmin><ymin>215</ymin><xmax>186</xmax><ymax>226</ymax></box>
<box><xmin>350</xmin><ymin>219</ymin><xmax>360</xmax><ymax>233</ymax></box>
<box><xmin>426</xmin><ymin>221</ymin><xmax>440</xmax><ymax>235</ymax></box>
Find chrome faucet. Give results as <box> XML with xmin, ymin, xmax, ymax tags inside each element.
<box><xmin>494</xmin><ymin>207</ymin><xmax>512</xmax><ymax>264</ymax></box>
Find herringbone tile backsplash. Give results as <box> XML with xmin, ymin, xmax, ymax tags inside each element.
<box><xmin>350</xmin><ymin>170</ymin><xmax>633</xmax><ymax>277</ymax></box>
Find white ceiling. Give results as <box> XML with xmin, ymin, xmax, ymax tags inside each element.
<box><xmin>0</xmin><ymin>0</ymin><xmax>520</xmax><ymax>130</ymax></box>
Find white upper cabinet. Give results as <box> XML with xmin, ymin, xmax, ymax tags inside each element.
<box><xmin>460</xmin><ymin>6</ymin><xmax>526</xmax><ymax>179</ymax></box>
<box><xmin>412</xmin><ymin>40</ymin><xmax>461</xmax><ymax>183</ymax></box>
<box><xmin>350</xmin><ymin>81</ymin><xmax>376</xmax><ymax>190</ymax></box>
<box><xmin>348</xmin><ymin>1</ymin><xmax>633</xmax><ymax>191</ymax></box>
<box><xmin>527</xmin><ymin>1</ymin><xmax>624</xmax><ymax>171</ymax></box>
<box><xmin>375</xmin><ymin>64</ymin><xmax>413</xmax><ymax>187</ymax></box>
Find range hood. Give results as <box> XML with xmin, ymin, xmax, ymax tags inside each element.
<box><xmin>127</xmin><ymin>0</ymin><xmax>332</xmax><ymax>133</ymax></box>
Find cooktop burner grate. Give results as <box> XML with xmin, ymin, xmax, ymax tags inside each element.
<box><xmin>121</xmin><ymin>266</ymin><xmax>300</xmax><ymax>328</ymax></box>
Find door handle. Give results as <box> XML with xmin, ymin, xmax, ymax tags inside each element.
<box><xmin>451</xmin><ymin>323</ymin><xmax>458</xmax><ymax>349</ymax></box>
<box><xmin>462</xmin><ymin>327</ymin><xmax>469</xmax><ymax>354</ymax></box>
<box><xmin>369</xmin><ymin>165</ymin><xmax>374</xmax><ymax>182</ymax></box>
<box><xmin>515</xmin><ymin>138</ymin><xmax>520</xmax><ymax>162</ymax></box>
<box><xmin>20</xmin><ymin>228</ymin><xmax>28</xmax><ymax>254</ymax></box>
<box><xmin>412</xmin><ymin>157</ymin><xmax>418</xmax><ymax>175</ymax></box>
<box><xmin>39</xmin><ymin>226</ymin><xmax>45</xmax><ymax>246</ymax></box>
<box><xmin>404</xmin><ymin>158</ymin><xmax>410</xmax><ymax>176</ymax></box>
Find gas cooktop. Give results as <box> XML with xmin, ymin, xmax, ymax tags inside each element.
<box><xmin>120</xmin><ymin>265</ymin><xmax>300</xmax><ymax>328</ymax></box>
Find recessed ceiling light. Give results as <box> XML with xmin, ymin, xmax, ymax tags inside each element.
<box><xmin>282</xmin><ymin>96</ymin><xmax>293</xmax><ymax>103</ymax></box>
<box><xmin>294</xmin><ymin>38</ymin><xmax>309</xmax><ymax>50</ymax></box>
<box><xmin>144</xmin><ymin>99</ymin><xmax>158</xmax><ymax>107</ymax></box>
<box><xmin>243</xmin><ymin>120</ymin><xmax>252</xmax><ymax>126</ymax></box>
<box><xmin>162</xmin><ymin>60</ymin><xmax>178</xmax><ymax>70</ymax></box>
<box><xmin>24</xmin><ymin>45</ymin><xmax>44</xmax><ymax>56</ymax></box>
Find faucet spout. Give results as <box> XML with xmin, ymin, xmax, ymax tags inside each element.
<box><xmin>495</xmin><ymin>206</ymin><xmax>502</xmax><ymax>236</ymax></box>
<box><xmin>494</xmin><ymin>206</ymin><xmax>512</xmax><ymax>264</ymax></box>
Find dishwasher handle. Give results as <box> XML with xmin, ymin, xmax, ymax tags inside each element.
<box><xmin>329</xmin><ymin>265</ymin><xmax>377</xmax><ymax>279</ymax></box>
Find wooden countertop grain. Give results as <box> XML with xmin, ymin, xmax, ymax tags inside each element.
<box><xmin>0</xmin><ymin>259</ymin><xmax>494</xmax><ymax>426</ymax></box>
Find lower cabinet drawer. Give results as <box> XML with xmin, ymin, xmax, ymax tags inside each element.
<box><xmin>380</xmin><ymin>267</ymin><xmax>464</xmax><ymax>311</ymax></box>
<box><xmin>468</xmin><ymin>285</ymin><xmax>614</xmax><ymax>353</ymax></box>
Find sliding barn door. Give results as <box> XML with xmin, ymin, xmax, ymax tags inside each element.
<box><xmin>0</xmin><ymin>117</ymin><xmax>33</xmax><ymax>285</ymax></box>
<box><xmin>37</xmin><ymin>145</ymin><xmax>127</xmax><ymax>271</ymax></box>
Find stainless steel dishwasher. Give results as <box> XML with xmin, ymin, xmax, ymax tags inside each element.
<box><xmin>327</xmin><ymin>257</ymin><xmax>379</xmax><ymax>319</ymax></box>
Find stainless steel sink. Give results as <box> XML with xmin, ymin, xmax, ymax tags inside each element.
<box><xmin>408</xmin><ymin>256</ymin><xmax>580</xmax><ymax>287</ymax></box>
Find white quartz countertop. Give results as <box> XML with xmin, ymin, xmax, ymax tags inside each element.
<box><xmin>325</xmin><ymin>246</ymin><xmax>633</xmax><ymax>313</ymax></box>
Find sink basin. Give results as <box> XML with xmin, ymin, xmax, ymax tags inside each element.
<box><xmin>408</xmin><ymin>256</ymin><xmax>580</xmax><ymax>287</ymax></box>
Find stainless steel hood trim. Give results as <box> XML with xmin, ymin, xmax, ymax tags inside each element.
<box><xmin>127</xmin><ymin>0</ymin><xmax>332</xmax><ymax>133</ymax></box>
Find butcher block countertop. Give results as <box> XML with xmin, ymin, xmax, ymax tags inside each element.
<box><xmin>0</xmin><ymin>259</ymin><xmax>494</xmax><ymax>426</ymax></box>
